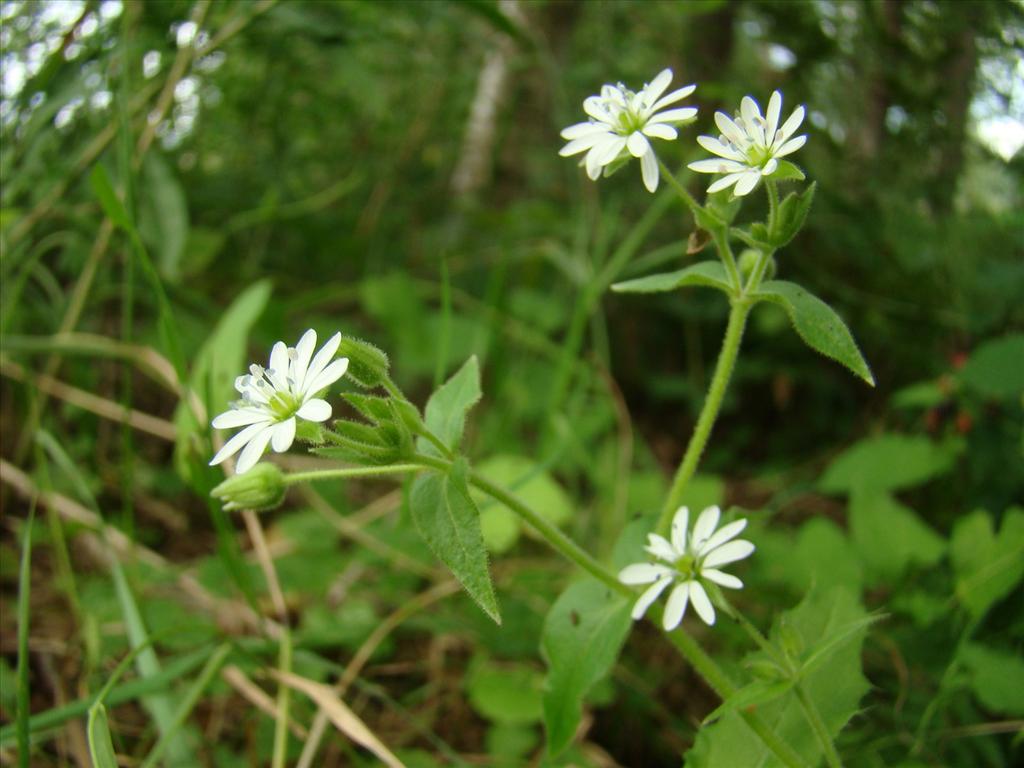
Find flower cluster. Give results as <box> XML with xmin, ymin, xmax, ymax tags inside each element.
<box><xmin>559</xmin><ymin>68</ymin><xmax>697</xmax><ymax>193</ymax></box>
<box><xmin>619</xmin><ymin>505</ymin><xmax>754</xmax><ymax>629</ymax></box>
<box><xmin>210</xmin><ymin>329</ymin><xmax>348</xmax><ymax>474</ymax></box>
<box><xmin>561</xmin><ymin>70</ymin><xmax>807</xmax><ymax>197</ymax></box>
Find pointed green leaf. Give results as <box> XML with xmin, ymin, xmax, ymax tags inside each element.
<box><xmin>87</xmin><ymin>704</ymin><xmax>119</xmax><ymax>768</ymax></box>
<box><xmin>703</xmin><ymin>679</ymin><xmax>795</xmax><ymax>725</ymax></box>
<box><xmin>771</xmin><ymin>182</ymin><xmax>815</xmax><ymax>247</ymax></box>
<box><xmin>419</xmin><ymin>356</ymin><xmax>482</xmax><ymax>455</ymax></box>
<box><xmin>951</xmin><ymin>508</ymin><xmax>1024</xmax><ymax>620</ymax></box>
<box><xmin>770</xmin><ymin>160</ymin><xmax>806</xmax><ymax>182</ymax></box>
<box><xmin>820</xmin><ymin>434</ymin><xmax>960</xmax><ymax>494</ymax></box>
<box><xmin>409</xmin><ymin>460</ymin><xmax>500</xmax><ymax>623</ymax></box>
<box><xmin>755</xmin><ymin>279</ymin><xmax>874</xmax><ymax>385</ymax></box>
<box><xmin>541</xmin><ymin>579</ymin><xmax>632</xmax><ymax>756</ymax></box>
<box><xmin>89</xmin><ymin>164</ymin><xmax>131</xmax><ymax>231</ymax></box>
<box><xmin>611</xmin><ymin>261</ymin><xmax>733</xmax><ymax>295</ymax></box>
<box><xmin>959</xmin><ymin>643</ymin><xmax>1024</xmax><ymax>716</ymax></box>
<box><xmin>849</xmin><ymin>490</ymin><xmax>945</xmax><ymax>584</ymax></box>
<box><xmin>687</xmin><ymin>587</ymin><xmax>871</xmax><ymax>768</ymax></box>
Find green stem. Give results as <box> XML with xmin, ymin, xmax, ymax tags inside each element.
<box><xmin>283</xmin><ymin>464</ymin><xmax>422</xmax><ymax>486</ymax></box>
<box><xmin>795</xmin><ymin>684</ymin><xmax>843</xmax><ymax>768</ymax></box>
<box><xmin>657</xmin><ymin>158</ymin><xmax>701</xmax><ymax>216</ymax></box>
<box><xmin>710</xmin><ymin>226</ymin><xmax>742</xmax><ymax>293</ymax></box>
<box><xmin>657</xmin><ymin>299</ymin><xmax>750</xmax><ymax>536</ymax></box>
<box><xmin>271</xmin><ymin>629</ymin><xmax>292</xmax><ymax>768</ymax></box>
<box><xmin>766</xmin><ymin>179</ymin><xmax>780</xmax><ymax>235</ymax></box>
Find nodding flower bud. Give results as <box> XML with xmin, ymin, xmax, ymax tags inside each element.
<box><xmin>738</xmin><ymin>249</ymin><xmax>776</xmax><ymax>282</ymax></box>
<box><xmin>211</xmin><ymin>463</ymin><xmax>286</xmax><ymax>512</ymax></box>
<box><xmin>337</xmin><ymin>336</ymin><xmax>390</xmax><ymax>389</ymax></box>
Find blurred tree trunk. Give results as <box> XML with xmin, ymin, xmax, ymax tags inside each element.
<box><xmin>930</xmin><ymin>19</ymin><xmax>978</xmax><ymax>213</ymax></box>
<box><xmin>858</xmin><ymin>0</ymin><xmax>902</xmax><ymax>162</ymax></box>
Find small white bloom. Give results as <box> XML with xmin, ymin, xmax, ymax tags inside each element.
<box><xmin>560</xmin><ymin>68</ymin><xmax>697</xmax><ymax>193</ymax></box>
<box><xmin>210</xmin><ymin>329</ymin><xmax>349</xmax><ymax>475</ymax></box>
<box><xmin>619</xmin><ymin>505</ymin><xmax>754</xmax><ymax>629</ymax></box>
<box><xmin>688</xmin><ymin>90</ymin><xmax>807</xmax><ymax>197</ymax></box>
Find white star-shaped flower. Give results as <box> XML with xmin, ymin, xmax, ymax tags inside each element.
<box><xmin>619</xmin><ymin>505</ymin><xmax>755</xmax><ymax>629</ymax></box>
<box><xmin>210</xmin><ymin>329</ymin><xmax>349</xmax><ymax>474</ymax></box>
<box><xmin>559</xmin><ymin>68</ymin><xmax>697</xmax><ymax>193</ymax></box>
<box><xmin>688</xmin><ymin>90</ymin><xmax>807</xmax><ymax>197</ymax></box>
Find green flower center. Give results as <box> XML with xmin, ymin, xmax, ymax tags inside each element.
<box><xmin>616</xmin><ymin>108</ymin><xmax>645</xmax><ymax>135</ymax></box>
<box><xmin>268</xmin><ymin>390</ymin><xmax>300</xmax><ymax>420</ymax></box>
<box><xmin>673</xmin><ymin>553</ymin><xmax>698</xmax><ymax>579</ymax></box>
<box><xmin>746</xmin><ymin>143</ymin><xmax>774</xmax><ymax>168</ymax></box>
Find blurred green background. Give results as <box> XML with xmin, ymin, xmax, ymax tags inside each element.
<box><xmin>1</xmin><ymin>1</ymin><xmax>1022</xmax><ymax>766</ymax></box>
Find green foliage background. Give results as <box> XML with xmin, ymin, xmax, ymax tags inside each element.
<box><xmin>1</xmin><ymin>1</ymin><xmax>1021</xmax><ymax>766</ymax></box>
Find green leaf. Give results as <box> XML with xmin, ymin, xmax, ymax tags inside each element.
<box><xmin>755</xmin><ymin>280</ymin><xmax>874</xmax><ymax>385</ymax></box>
<box><xmin>174</xmin><ymin>280</ymin><xmax>272</xmax><ymax>487</ymax></box>
<box><xmin>87</xmin><ymin>704</ymin><xmax>119</xmax><ymax>768</ymax></box>
<box><xmin>849</xmin><ymin>490</ymin><xmax>945</xmax><ymax>584</ymax></box>
<box><xmin>703</xmin><ymin>679</ymin><xmax>794</xmax><ymax>725</ymax></box>
<box><xmin>611</xmin><ymin>261</ymin><xmax>733</xmax><ymax>295</ymax></box>
<box><xmin>687</xmin><ymin>586</ymin><xmax>871</xmax><ymax>768</ymax></box>
<box><xmin>950</xmin><ymin>508</ymin><xmax>1024</xmax><ymax>620</ymax></box>
<box><xmin>472</xmin><ymin>455</ymin><xmax>573</xmax><ymax>554</ymax></box>
<box><xmin>758</xmin><ymin>518</ymin><xmax>864</xmax><ymax>595</ymax></box>
<box><xmin>770</xmin><ymin>183</ymin><xmax>816</xmax><ymax>247</ymax></box>
<box><xmin>540</xmin><ymin>579</ymin><xmax>632</xmax><ymax>756</ymax></box>
<box><xmin>769</xmin><ymin>160</ymin><xmax>806</xmax><ymax>182</ymax></box>
<box><xmin>820</xmin><ymin>434</ymin><xmax>960</xmax><ymax>494</ymax></box>
<box><xmin>138</xmin><ymin>154</ymin><xmax>189</xmax><ymax>281</ymax></box>
<box><xmin>409</xmin><ymin>460</ymin><xmax>500</xmax><ymax>623</ymax></box>
<box><xmin>466</xmin><ymin>656</ymin><xmax>544</xmax><ymax>724</ymax></box>
<box><xmin>959</xmin><ymin>643</ymin><xmax>1024</xmax><ymax>716</ymax></box>
<box><xmin>89</xmin><ymin>164</ymin><xmax>131</xmax><ymax>231</ymax></box>
<box><xmin>959</xmin><ymin>333</ymin><xmax>1024</xmax><ymax>400</ymax></box>
<box><xmin>419</xmin><ymin>356</ymin><xmax>482</xmax><ymax>456</ymax></box>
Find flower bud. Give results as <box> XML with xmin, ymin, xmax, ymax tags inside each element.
<box><xmin>738</xmin><ymin>249</ymin><xmax>777</xmax><ymax>282</ymax></box>
<box><xmin>211</xmin><ymin>463</ymin><xmax>286</xmax><ymax>511</ymax></box>
<box><xmin>337</xmin><ymin>337</ymin><xmax>390</xmax><ymax>389</ymax></box>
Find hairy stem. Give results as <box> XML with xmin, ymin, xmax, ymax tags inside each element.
<box><xmin>795</xmin><ymin>684</ymin><xmax>843</xmax><ymax>768</ymax></box>
<box><xmin>657</xmin><ymin>299</ymin><xmax>750</xmax><ymax>535</ymax></box>
<box><xmin>283</xmin><ymin>464</ymin><xmax>422</xmax><ymax>486</ymax></box>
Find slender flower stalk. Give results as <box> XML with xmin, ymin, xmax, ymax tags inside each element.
<box><xmin>560</xmin><ymin>68</ymin><xmax>697</xmax><ymax>192</ymax></box>
<box><xmin>210</xmin><ymin>329</ymin><xmax>348</xmax><ymax>474</ymax></box>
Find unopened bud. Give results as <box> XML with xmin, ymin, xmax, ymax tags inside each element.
<box><xmin>211</xmin><ymin>463</ymin><xmax>286</xmax><ymax>512</ymax></box>
<box><xmin>738</xmin><ymin>249</ymin><xmax>777</xmax><ymax>282</ymax></box>
<box><xmin>337</xmin><ymin>337</ymin><xmax>390</xmax><ymax>389</ymax></box>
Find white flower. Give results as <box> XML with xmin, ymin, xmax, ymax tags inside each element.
<box><xmin>618</xmin><ymin>505</ymin><xmax>754</xmax><ymax>629</ymax></box>
<box><xmin>688</xmin><ymin>90</ymin><xmax>807</xmax><ymax>197</ymax></box>
<box><xmin>210</xmin><ymin>329</ymin><xmax>349</xmax><ymax>475</ymax></box>
<box><xmin>559</xmin><ymin>68</ymin><xmax>697</xmax><ymax>193</ymax></box>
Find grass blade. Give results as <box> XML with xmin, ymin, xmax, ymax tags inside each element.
<box><xmin>15</xmin><ymin>505</ymin><xmax>35</xmax><ymax>768</ymax></box>
<box><xmin>86</xmin><ymin>704</ymin><xmax>118</xmax><ymax>768</ymax></box>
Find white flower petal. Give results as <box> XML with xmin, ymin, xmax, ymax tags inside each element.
<box><xmin>741</xmin><ymin>95</ymin><xmax>762</xmax><ymax>127</ymax></box>
<box><xmin>651</xmin><ymin>84</ymin><xmax>696</xmax><ymax>112</ymax></box>
<box><xmin>271</xmin><ymin>417</ymin><xmax>296</xmax><ymax>453</ymax></box>
<box><xmin>644</xmin><ymin>68</ymin><xmax>673</xmax><ymax>104</ymax></box>
<box><xmin>692</xmin><ymin>505</ymin><xmax>721</xmax><ymax>551</ymax></box>
<box><xmin>235</xmin><ymin>423</ymin><xmax>274</xmax><ymax>474</ymax></box>
<box><xmin>267</xmin><ymin>342</ymin><xmax>289</xmax><ymax>388</ymax></box>
<box><xmin>642</xmin><ymin>122</ymin><xmax>677</xmax><ymax>141</ymax></box>
<box><xmin>689</xmin><ymin>580</ymin><xmax>716</xmax><ymax>625</ymax></box>
<box><xmin>293</xmin><ymin>329</ymin><xmax>317</xmax><ymax>387</ymax></box>
<box><xmin>688</xmin><ymin>158</ymin><xmax>747</xmax><ymax>174</ymax></box>
<box><xmin>699</xmin><ymin>518</ymin><xmax>748</xmax><ymax>555</ymax></box>
<box><xmin>209</xmin><ymin>421</ymin><xmax>269</xmax><ymax>467</ymax></box>
<box><xmin>765</xmin><ymin>90</ymin><xmax>782</xmax><ymax>143</ymax></box>
<box><xmin>296</xmin><ymin>398</ymin><xmax>332</xmax><ymax>422</ymax></box>
<box><xmin>632</xmin><ymin>576</ymin><xmax>673</xmax><ymax>620</ymax></box>
<box><xmin>702</xmin><ymin>569</ymin><xmax>743</xmax><ymax>589</ymax></box>
<box><xmin>778</xmin><ymin>106</ymin><xmax>806</xmax><ymax>142</ymax></box>
<box><xmin>645</xmin><ymin>533</ymin><xmax>677</xmax><ymax>563</ymax></box>
<box><xmin>663</xmin><ymin>582</ymin><xmax>691</xmax><ymax>630</ymax></box>
<box><xmin>584</xmin><ymin>95</ymin><xmax>615</xmax><ymax>123</ymax></box>
<box><xmin>671</xmin><ymin>506</ymin><xmax>690</xmax><ymax>554</ymax></box>
<box><xmin>640</xmin><ymin>149</ymin><xmax>659</xmax><ymax>192</ymax></box>
<box><xmin>626</xmin><ymin>131</ymin><xmax>650</xmax><ymax>158</ymax></box>
<box><xmin>302</xmin><ymin>332</ymin><xmax>342</xmax><ymax>393</ymax></box>
<box><xmin>619</xmin><ymin>562</ymin><xmax>672</xmax><ymax>585</ymax></box>
<box><xmin>649</xmin><ymin>106</ymin><xmax>697</xmax><ymax>124</ymax></box>
<box><xmin>212</xmin><ymin>408</ymin><xmax>272</xmax><ymax>430</ymax></box>
<box><xmin>702</xmin><ymin>539</ymin><xmax>756</xmax><ymax>568</ymax></box>
<box><xmin>696</xmin><ymin>135</ymin><xmax>745</xmax><ymax>161</ymax></box>
<box><xmin>761</xmin><ymin>158</ymin><xmax>778</xmax><ymax>176</ymax></box>
<box><xmin>706</xmin><ymin>172</ymin><xmax>745</xmax><ymax>193</ymax></box>
<box><xmin>306</xmin><ymin>357</ymin><xmax>348</xmax><ymax>395</ymax></box>
<box><xmin>596</xmin><ymin>135</ymin><xmax>627</xmax><ymax>165</ymax></box>
<box><xmin>560</xmin><ymin>121</ymin><xmax>608</xmax><ymax>140</ymax></box>
<box><xmin>585</xmin><ymin>144</ymin><xmax>606</xmax><ymax>179</ymax></box>
<box><xmin>774</xmin><ymin>135</ymin><xmax>807</xmax><ymax>158</ymax></box>
<box><xmin>714</xmin><ymin>112</ymin><xmax>747</xmax><ymax>147</ymax></box>
<box><xmin>560</xmin><ymin>133</ymin><xmax>610</xmax><ymax>157</ymax></box>
<box><xmin>733</xmin><ymin>170</ymin><xmax>762</xmax><ymax>196</ymax></box>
